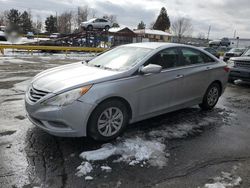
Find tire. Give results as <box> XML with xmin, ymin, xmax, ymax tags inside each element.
<box><xmin>88</xmin><ymin>100</ymin><xmax>129</xmax><ymax>141</ymax></box>
<box><xmin>104</xmin><ymin>25</ymin><xmax>110</xmax><ymax>31</ymax></box>
<box><xmin>87</xmin><ymin>25</ymin><xmax>93</xmax><ymax>31</ymax></box>
<box><xmin>199</xmin><ymin>83</ymin><xmax>221</xmax><ymax>110</ymax></box>
<box><xmin>228</xmin><ymin>78</ymin><xmax>235</xmax><ymax>84</ymax></box>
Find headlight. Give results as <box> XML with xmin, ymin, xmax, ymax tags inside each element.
<box><xmin>42</xmin><ymin>85</ymin><xmax>92</xmax><ymax>106</ymax></box>
<box><xmin>227</xmin><ymin>60</ymin><xmax>235</xmax><ymax>68</ymax></box>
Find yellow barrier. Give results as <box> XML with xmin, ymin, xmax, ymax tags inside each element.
<box><xmin>0</xmin><ymin>45</ymin><xmax>107</xmax><ymax>55</ymax></box>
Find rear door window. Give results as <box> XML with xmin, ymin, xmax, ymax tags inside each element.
<box><xmin>179</xmin><ymin>48</ymin><xmax>215</xmax><ymax>67</ymax></box>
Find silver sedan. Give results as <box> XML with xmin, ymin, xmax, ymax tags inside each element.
<box><xmin>25</xmin><ymin>43</ymin><xmax>229</xmax><ymax>141</ymax></box>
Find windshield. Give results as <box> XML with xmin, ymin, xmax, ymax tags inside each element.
<box><xmin>242</xmin><ymin>49</ymin><xmax>250</xmax><ymax>56</ymax></box>
<box><xmin>229</xmin><ymin>48</ymin><xmax>245</xmax><ymax>53</ymax></box>
<box><xmin>87</xmin><ymin>46</ymin><xmax>152</xmax><ymax>71</ymax></box>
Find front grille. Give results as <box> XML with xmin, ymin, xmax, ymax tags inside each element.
<box><xmin>235</xmin><ymin>61</ymin><xmax>250</xmax><ymax>69</ymax></box>
<box><xmin>29</xmin><ymin>85</ymin><xmax>49</xmax><ymax>103</ymax></box>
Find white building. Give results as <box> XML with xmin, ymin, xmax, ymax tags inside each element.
<box><xmin>230</xmin><ymin>38</ymin><xmax>250</xmax><ymax>48</ymax></box>
<box><xmin>134</xmin><ymin>29</ymin><xmax>172</xmax><ymax>42</ymax></box>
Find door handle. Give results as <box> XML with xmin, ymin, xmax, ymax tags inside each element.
<box><xmin>176</xmin><ymin>74</ymin><xmax>184</xmax><ymax>78</ymax></box>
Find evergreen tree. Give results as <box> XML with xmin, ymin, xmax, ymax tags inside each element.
<box><xmin>137</xmin><ymin>21</ymin><xmax>146</xmax><ymax>29</ymax></box>
<box><xmin>6</xmin><ymin>9</ymin><xmax>21</xmax><ymax>31</ymax></box>
<box><xmin>153</xmin><ymin>7</ymin><xmax>170</xmax><ymax>31</ymax></box>
<box><xmin>20</xmin><ymin>11</ymin><xmax>33</xmax><ymax>33</ymax></box>
<box><xmin>45</xmin><ymin>15</ymin><xmax>57</xmax><ymax>33</ymax></box>
<box><xmin>7</xmin><ymin>9</ymin><xmax>21</xmax><ymax>25</ymax></box>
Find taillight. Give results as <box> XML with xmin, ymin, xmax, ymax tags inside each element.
<box><xmin>224</xmin><ymin>66</ymin><xmax>230</xmax><ymax>72</ymax></box>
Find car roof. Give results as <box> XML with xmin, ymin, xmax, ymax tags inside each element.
<box><xmin>123</xmin><ymin>42</ymin><xmax>185</xmax><ymax>49</ymax></box>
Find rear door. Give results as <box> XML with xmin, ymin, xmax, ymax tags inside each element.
<box><xmin>176</xmin><ymin>47</ymin><xmax>217</xmax><ymax>104</ymax></box>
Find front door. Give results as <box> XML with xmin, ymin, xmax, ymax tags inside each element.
<box><xmin>135</xmin><ymin>47</ymin><xmax>185</xmax><ymax>117</ymax></box>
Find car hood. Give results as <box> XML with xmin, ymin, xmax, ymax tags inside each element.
<box><xmin>230</xmin><ymin>56</ymin><xmax>250</xmax><ymax>61</ymax></box>
<box><xmin>31</xmin><ymin>62</ymin><xmax>123</xmax><ymax>93</ymax></box>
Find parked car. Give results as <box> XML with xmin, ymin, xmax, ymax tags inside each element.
<box><xmin>26</xmin><ymin>32</ymin><xmax>34</xmax><ymax>39</ymax></box>
<box><xmin>49</xmin><ymin>33</ymin><xmax>61</xmax><ymax>39</ymax></box>
<box><xmin>200</xmin><ymin>47</ymin><xmax>220</xmax><ymax>58</ymax></box>
<box><xmin>25</xmin><ymin>43</ymin><xmax>229</xmax><ymax>141</ymax></box>
<box><xmin>228</xmin><ymin>48</ymin><xmax>250</xmax><ymax>83</ymax></box>
<box><xmin>0</xmin><ymin>31</ymin><xmax>7</xmax><ymax>41</ymax></box>
<box><xmin>209</xmin><ymin>38</ymin><xmax>231</xmax><ymax>47</ymax></box>
<box><xmin>223</xmin><ymin>48</ymin><xmax>246</xmax><ymax>62</ymax></box>
<box><xmin>80</xmin><ymin>18</ymin><xmax>112</xmax><ymax>31</ymax></box>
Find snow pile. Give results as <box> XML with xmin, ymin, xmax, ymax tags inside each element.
<box><xmin>76</xmin><ymin>137</ymin><xmax>168</xmax><ymax>177</ymax></box>
<box><xmin>202</xmin><ymin>166</ymin><xmax>242</xmax><ymax>188</ymax></box>
<box><xmin>101</xmin><ymin>165</ymin><xmax>112</xmax><ymax>172</ymax></box>
<box><xmin>76</xmin><ymin>161</ymin><xmax>93</xmax><ymax>177</ymax></box>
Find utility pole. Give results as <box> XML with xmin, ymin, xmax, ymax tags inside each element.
<box><xmin>207</xmin><ymin>25</ymin><xmax>211</xmax><ymax>41</ymax></box>
<box><xmin>233</xmin><ymin>30</ymin><xmax>236</xmax><ymax>38</ymax></box>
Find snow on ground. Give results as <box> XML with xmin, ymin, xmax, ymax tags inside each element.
<box><xmin>0</xmin><ymin>37</ymin><xmax>49</xmax><ymax>45</ymax></box>
<box><xmin>76</xmin><ymin>109</ymin><xmax>234</xmax><ymax>179</ymax></box>
<box><xmin>200</xmin><ymin>166</ymin><xmax>242</xmax><ymax>188</ymax></box>
<box><xmin>0</xmin><ymin>50</ymin><xmax>97</xmax><ymax>64</ymax></box>
<box><xmin>77</xmin><ymin>137</ymin><xmax>167</xmax><ymax>177</ymax></box>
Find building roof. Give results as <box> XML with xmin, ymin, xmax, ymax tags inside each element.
<box><xmin>134</xmin><ymin>29</ymin><xmax>172</xmax><ymax>36</ymax></box>
<box><xmin>109</xmin><ymin>27</ymin><xmax>136</xmax><ymax>37</ymax></box>
<box><xmin>109</xmin><ymin>27</ymin><xmax>124</xmax><ymax>33</ymax></box>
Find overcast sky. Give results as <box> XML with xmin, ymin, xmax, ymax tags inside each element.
<box><xmin>0</xmin><ymin>0</ymin><xmax>249</xmax><ymax>39</ymax></box>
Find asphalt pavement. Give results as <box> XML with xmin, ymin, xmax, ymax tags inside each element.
<box><xmin>0</xmin><ymin>54</ymin><xmax>250</xmax><ymax>188</ymax></box>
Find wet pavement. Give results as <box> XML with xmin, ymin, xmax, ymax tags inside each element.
<box><xmin>0</xmin><ymin>54</ymin><xmax>250</xmax><ymax>188</ymax></box>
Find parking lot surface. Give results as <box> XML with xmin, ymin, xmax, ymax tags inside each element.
<box><xmin>0</xmin><ymin>54</ymin><xmax>250</xmax><ymax>188</ymax></box>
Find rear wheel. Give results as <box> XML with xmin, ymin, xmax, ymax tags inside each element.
<box><xmin>87</xmin><ymin>25</ymin><xmax>93</xmax><ymax>30</ymax></box>
<box><xmin>104</xmin><ymin>25</ymin><xmax>110</xmax><ymax>31</ymax></box>
<box><xmin>199</xmin><ymin>83</ymin><xmax>221</xmax><ymax>110</ymax></box>
<box><xmin>88</xmin><ymin>100</ymin><xmax>129</xmax><ymax>141</ymax></box>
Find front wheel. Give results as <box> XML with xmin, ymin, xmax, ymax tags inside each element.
<box><xmin>88</xmin><ymin>100</ymin><xmax>129</xmax><ymax>141</ymax></box>
<box><xmin>199</xmin><ymin>83</ymin><xmax>221</xmax><ymax>110</ymax></box>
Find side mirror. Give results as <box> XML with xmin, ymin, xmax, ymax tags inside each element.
<box><xmin>140</xmin><ymin>64</ymin><xmax>162</xmax><ymax>74</ymax></box>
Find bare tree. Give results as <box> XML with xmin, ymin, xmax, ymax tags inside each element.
<box><xmin>33</xmin><ymin>15</ymin><xmax>43</xmax><ymax>33</ymax></box>
<box><xmin>171</xmin><ymin>17</ymin><xmax>193</xmax><ymax>42</ymax></box>
<box><xmin>75</xmin><ymin>6</ymin><xmax>89</xmax><ymax>26</ymax></box>
<box><xmin>58</xmin><ymin>11</ymin><xmax>73</xmax><ymax>34</ymax></box>
<box><xmin>0</xmin><ymin>12</ymin><xmax>7</xmax><ymax>26</ymax></box>
<box><xmin>103</xmin><ymin>14</ymin><xmax>119</xmax><ymax>27</ymax></box>
<box><xmin>197</xmin><ymin>32</ymin><xmax>205</xmax><ymax>39</ymax></box>
<box><xmin>89</xmin><ymin>8</ymin><xmax>97</xmax><ymax>18</ymax></box>
<box><xmin>149</xmin><ymin>22</ymin><xmax>155</xmax><ymax>29</ymax></box>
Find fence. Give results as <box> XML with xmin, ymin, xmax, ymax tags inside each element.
<box><xmin>0</xmin><ymin>44</ymin><xmax>107</xmax><ymax>55</ymax></box>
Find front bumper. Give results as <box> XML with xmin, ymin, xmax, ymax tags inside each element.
<box><xmin>25</xmin><ymin>97</ymin><xmax>96</xmax><ymax>137</ymax></box>
<box><xmin>229</xmin><ymin>67</ymin><xmax>250</xmax><ymax>82</ymax></box>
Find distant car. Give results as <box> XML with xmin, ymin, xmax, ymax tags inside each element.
<box><xmin>228</xmin><ymin>48</ymin><xmax>250</xmax><ymax>83</ymax></box>
<box><xmin>209</xmin><ymin>38</ymin><xmax>231</xmax><ymax>47</ymax></box>
<box><xmin>0</xmin><ymin>31</ymin><xmax>7</xmax><ymax>41</ymax></box>
<box><xmin>49</xmin><ymin>33</ymin><xmax>61</xmax><ymax>39</ymax></box>
<box><xmin>25</xmin><ymin>43</ymin><xmax>229</xmax><ymax>141</ymax></box>
<box><xmin>80</xmin><ymin>18</ymin><xmax>112</xmax><ymax>31</ymax></box>
<box><xmin>201</xmin><ymin>47</ymin><xmax>220</xmax><ymax>58</ymax></box>
<box><xmin>26</xmin><ymin>32</ymin><xmax>34</xmax><ymax>39</ymax></box>
<box><xmin>223</xmin><ymin>48</ymin><xmax>246</xmax><ymax>62</ymax></box>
